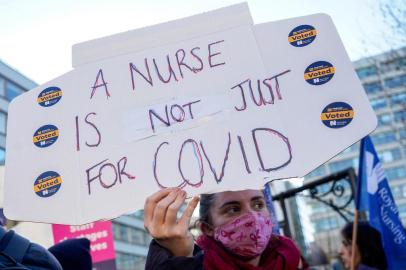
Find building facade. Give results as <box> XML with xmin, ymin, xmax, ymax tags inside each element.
<box><xmin>112</xmin><ymin>212</ymin><xmax>151</xmax><ymax>270</ymax></box>
<box><xmin>304</xmin><ymin>46</ymin><xmax>406</xmax><ymax>257</ymax></box>
<box><xmin>0</xmin><ymin>60</ymin><xmax>37</xmax><ymax>164</ymax></box>
<box><xmin>281</xmin><ymin>181</ymin><xmax>314</xmax><ymax>257</ymax></box>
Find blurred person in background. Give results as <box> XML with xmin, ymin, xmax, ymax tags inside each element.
<box><xmin>0</xmin><ymin>227</ymin><xmax>62</xmax><ymax>270</ymax></box>
<box><xmin>339</xmin><ymin>221</ymin><xmax>387</xmax><ymax>270</ymax></box>
<box><xmin>48</xmin><ymin>238</ymin><xmax>92</xmax><ymax>270</ymax></box>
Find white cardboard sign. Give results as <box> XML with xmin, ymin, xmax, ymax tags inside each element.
<box><xmin>4</xmin><ymin>4</ymin><xmax>377</xmax><ymax>225</ymax></box>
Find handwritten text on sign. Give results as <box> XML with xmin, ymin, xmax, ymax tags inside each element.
<box><xmin>79</xmin><ymin>39</ymin><xmax>292</xmax><ymax>194</ymax></box>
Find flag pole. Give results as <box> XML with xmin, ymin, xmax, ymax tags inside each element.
<box><xmin>350</xmin><ymin>209</ymin><xmax>359</xmax><ymax>270</ymax></box>
<box><xmin>351</xmin><ymin>137</ymin><xmax>365</xmax><ymax>270</ymax></box>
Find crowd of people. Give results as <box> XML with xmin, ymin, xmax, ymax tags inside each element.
<box><xmin>0</xmin><ymin>188</ymin><xmax>389</xmax><ymax>270</ymax></box>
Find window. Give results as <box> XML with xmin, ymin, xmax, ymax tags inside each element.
<box><xmin>311</xmin><ymin>202</ymin><xmax>327</xmax><ymax>214</ymax></box>
<box><xmin>371</xmin><ymin>131</ymin><xmax>397</xmax><ymax>145</ymax></box>
<box><xmin>306</xmin><ymin>165</ymin><xmax>326</xmax><ymax>179</ymax></box>
<box><xmin>112</xmin><ymin>223</ymin><xmax>148</xmax><ymax>246</ymax></box>
<box><xmin>394</xmin><ymin>110</ymin><xmax>406</xmax><ymax>123</ymax></box>
<box><xmin>398</xmin><ymin>204</ymin><xmax>406</xmax><ymax>218</ymax></box>
<box><xmin>356</xmin><ymin>66</ymin><xmax>377</xmax><ymax>79</ymax></box>
<box><xmin>384</xmin><ymin>74</ymin><xmax>406</xmax><ymax>89</ymax></box>
<box><xmin>5</xmin><ymin>81</ymin><xmax>24</xmax><ymax>101</ymax></box>
<box><xmin>118</xmin><ymin>224</ymin><xmax>129</xmax><ymax>242</ymax></box>
<box><xmin>0</xmin><ymin>77</ymin><xmax>5</xmax><ymax>97</ymax></box>
<box><xmin>380</xmin><ymin>57</ymin><xmax>406</xmax><ymax>72</ymax></box>
<box><xmin>398</xmin><ymin>57</ymin><xmax>406</xmax><ymax>69</ymax></box>
<box><xmin>0</xmin><ymin>149</ymin><xmax>4</xmax><ymax>165</ymax></box>
<box><xmin>404</xmin><ymin>145</ymin><xmax>406</xmax><ymax>160</ymax></box>
<box><xmin>391</xmin><ymin>92</ymin><xmax>406</xmax><ymax>106</ymax></box>
<box><xmin>370</xmin><ymin>98</ymin><xmax>387</xmax><ymax>110</ymax></box>
<box><xmin>378</xmin><ymin>148</ymin><xmax>402</xmax><ymax>163</ymax></box>
<box><xmin>386</xmin><ymin>166</ymin><xmax>406</xmax><ymax>180</ymax></box>
<box><xmin>363</xmin><ymin>81</ymin><xmax>382</xmax><ymax>95</ymax></box>
<box><xmin>128</xmin><ymin>227</ymin><xmax>147</xmax><ymax>246</ymax></box>
<box><xmin>377</xmin><ymin>113</ymin><xmax>392</xmax><ymax>126</ymax></box>
<box><xmin>112</xmin><ymin>222</ymin><xmax>121</xmax><ymax>238</ymax></box>
<box><xmin>392</xmin><ymin>185</ymin><xmax>403</xmax><ymax>199</ymax></box>
<box><xmin>116</xmin><ymin>252</ymin><xmax>146</xmax><ymax>270</ymax></box>
<box><xmin>400</xmin><ymin>128</ymin><xmax>406</xmax><ymax>139</ymax></box>
<box><xmin>329</xmin><ymin>158</ymin><xmax>358</xmax><ymax>173</ymax></box>
<box><xmin>314</xmin><ymin>217</ymin><xmax>339</xmax><ymax>231</ymax></box>
<box><xmin>391</xmin><ymin>184</ymin><xmax>406</xmax><ymax>199</ymax></box>
<box><xmin>0</xmin><ymin>112</ymin><xmax>5</xmax><ymax>134</ymax></box>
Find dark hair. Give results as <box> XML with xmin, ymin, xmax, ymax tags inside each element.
<box><xmin>341</xmin><ymin>221</ymin><xmax>387</xmax><ymax>270</ymax></box>
<box><xmin>48</xmin><ymin>238</ymin><xmax>92</xmax><ymax>270</ymax></box>
<box><xmin>199</xmin><ymin>190</ymin><xmax>269</xmax><ymax>227</ymax></box>
<box><xmin>199</xmin><ymin>193</ymin><xmax>217</xmax><ymax>226</ymax></box>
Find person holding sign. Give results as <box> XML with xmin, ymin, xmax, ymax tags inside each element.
<box><xmin>144</xmin><ymin>188</ymin><xmax>307</xmax><ymax>270</ymax></box>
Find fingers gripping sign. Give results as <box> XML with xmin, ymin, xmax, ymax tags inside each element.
<box><xmin>144</xmin><ymin>188</ymin><xmax>200</xmax><ymax>257</ymax></box>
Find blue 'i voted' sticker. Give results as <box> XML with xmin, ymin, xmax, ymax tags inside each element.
<box><xmin>288</xmin><ymin>25</ymin><xmax>317</xmax><ymax>47</ymax></box>
<box><xmin>34</xmin><ymin>171</ymin><xmax>62</xmax><ymax>198</ymax></box>
<box><xmin>37</xmin><ymin>86</ymin><xmax>62</xmax><ymax>107</ymax></box>
<box><xmin>33</xmin><ymin>124</ymin><xmax>59</xmax><ymax>148</ymax></box>
<box><xmin>321</xmin><ymin>102</ymin><xmax>354</xmax><ymax>128</ymax></box>
<box><xmin>304</xmin><ymin>61</ymin><xmax>335</xmax><ymax>86</ymax></box>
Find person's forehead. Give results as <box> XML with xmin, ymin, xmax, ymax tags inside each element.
<box><xmin>214</xmin><ymin>189</ymin><xmax>264</xmax><ymax>204</ymax></box>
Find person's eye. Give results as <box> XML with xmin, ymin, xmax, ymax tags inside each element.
<box><xmin>225</xmin><ymin>206</ymin><xmax>240</xmax><ymax>215</ymax></box>
<box><xmin>253</xmin><ymin>201</ymin><xmax>265</xmax><ymax>210</ymax></box>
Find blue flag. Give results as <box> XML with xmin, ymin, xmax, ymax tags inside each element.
<box><xmin>357</xmin><ymin>136</ymin><xmax>406</xmax><ymax>270</ymax></box>
<box><xmin>264</xmin><ymin>183</ymin><xmax>280</xmax><ymax>234</ymax></box>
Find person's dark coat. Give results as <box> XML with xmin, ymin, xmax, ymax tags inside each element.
<box><xmin>145</xmin><ymin>239</ymin><xmax>204</xmax><ymax>270</ymax></box>
<box><xmin>0</xmin><ymin>227</ymin><xmax>62</xmax><ymax>270</ymax></box>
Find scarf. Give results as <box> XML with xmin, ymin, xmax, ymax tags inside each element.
<box><xmin>196</xmin><ymin>234</ymin><xmax>301</xmax><ymax>270</ymax></box>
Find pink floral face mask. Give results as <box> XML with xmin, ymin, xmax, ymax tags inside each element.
<box><xmin>213</xmin><ymin>212</ymin><xmax>273</xmax><ymax>258</ymax></box>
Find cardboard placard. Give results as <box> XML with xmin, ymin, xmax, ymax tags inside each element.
<box><xmin>4</xmin><ymin>4</ymin><xmax>376</xmax><ymax>225</ymax></box>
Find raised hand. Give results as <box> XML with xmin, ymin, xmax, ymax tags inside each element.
<box><xmin>144</xmin><ymin>188</ymin><xmax>200</xmax><ymax>257</ymax></box>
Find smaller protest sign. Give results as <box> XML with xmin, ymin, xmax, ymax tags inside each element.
<box><xmin>52</xmin><ymin>221</ymin><xmax>116</xmax><ymax>270</ymax></box>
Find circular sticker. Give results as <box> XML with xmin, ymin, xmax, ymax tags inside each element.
<box><xmin>304</xmin><ymin>61</ymin><xmax>335</xmax><ymax>85</ymax></box>
<box><xmin>33</xmin><ymin>124</ymin><xmax>59</xmax><ymax>148</ymax></box>
<box><xmin>37</xmin><ymin>86</ymin><xmax>62</xmax><ymax>107</ymax></box>
<box><xmin>34</xmin><ymin>171</ymin><xmax>62</xmax><ymax>198</ymax></box>
<box><xmin>321</xmin><ymin>102</ymin><xmax>354</xmax><ymax>128</ymax></box>
<box><xmin>288</xmin><ymin>25</ymin><xmax>317</xmax><ymax>47</ymax></box>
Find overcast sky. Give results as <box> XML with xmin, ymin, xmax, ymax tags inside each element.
<box><xmin>0</xmin><ymin>0</ymin><xmax>398</xmax><ymax>84</ymax></box>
